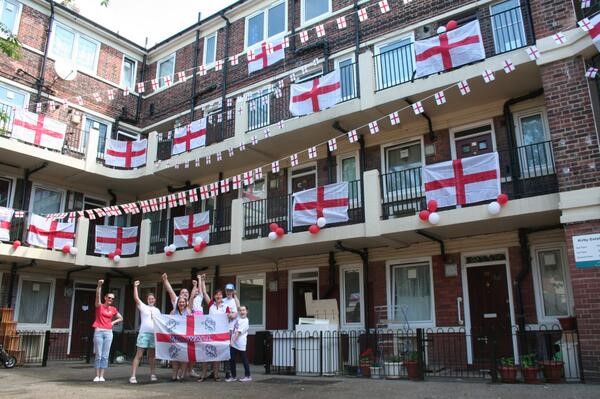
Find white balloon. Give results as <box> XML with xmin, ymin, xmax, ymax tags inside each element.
<box><xmin>428</xmin><ymin>212</ymin><xmax>440</xmax><ymax>225</ymax></box>
<box><xmin>113</xmin><ymin>255</ymin><xmax>121</xmax><ymax>262</ymax></box>
<box><xmin>316</xmin><ymin>217</ymin><xmax>327</xmax><ymax>228</ymax></box>
<box><xmin>437</xmin><ymin>26</ymin><xmax>447</xmax><ymax>34</ymax></box>
<box><xmin>193</xmin><ymin>237</ymin><xmax>202</xmax><ymax>246</ymax></box>
<box><xmin>169</xmin><ymin>244</ymin><xmax>177</xmax><ymax>252</ymax></box>
<box><xmin>268</xmin><ymin>231</ymin><xmax>277</xmax><ymax>241</ymax></box>
<box><xmin>488</xmin><ymin>201</ymin><xmax>501</xmax><ymax>215</ymax></box>
<box><xmin>69</xmin><ymin>246</ymin><xmax>78</xmax><ymax>256</ymax></box>
<box><xmin>163</xmin><ymin>246</ymin><xmax>170</xmax><ymax>253</ymax></box>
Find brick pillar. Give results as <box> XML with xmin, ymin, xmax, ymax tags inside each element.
<box><xmin>563</xmin><ymin>221</ymin><xmax>600</xmax><ymax>381</ymax></box>
<box><xmin>540</xmin><ymin>57</ymin><xmax>600</xmax><ymax>192</ymax></box>
<box><xmin>529</xmin><ymin>0</ymin><xmax>577</xmax><ymax>38</ymax></box>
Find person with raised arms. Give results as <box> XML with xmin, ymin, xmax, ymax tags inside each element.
<box><xmin>129</xmin><ymin>280</ymin><xmax>160</xmax><ymax>384</ymax></box>
<box><xmin>92</xmin><ymin>279</ymin><xmax>123</xmax><ymax>382</ymax></box>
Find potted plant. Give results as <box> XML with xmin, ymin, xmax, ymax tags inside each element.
<box><xmin>557</xmin><ymin>316</ymin><xmax>577</xmax><ymax>331</ymax></box>
<box><xmin>370</xmin><ymin>362</ymin><xmax>383</xmax><ymax>379</ymax></box>
<box><xmin>359</xmin><ymin>348</ymin><xmax>373</xmax><ymax>377</ymax></box>
<box><xmin>383</xmin><ymin>355</ymin><xmax>403</xmax><ymax>379</ymax></box>
<box><xmin>498</xmin><ymin>356</ymin><xmax>518</xmax><ymax>383</ymax></box>
<box><xmin>403</xmin><ymin>351</ymin><xmax>421</xmax><ymax>381</ymax></box>
<box><xmin>540</xmin><ymin>352</ymin><xmax>564</xmax><ymax>383</ymax></box>
<box><xmin>520</xmin><ymin>353</ymin><xmax>540</xmax><ymax>384</ymax></box>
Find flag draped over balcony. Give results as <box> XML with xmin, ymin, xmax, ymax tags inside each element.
<box><xmin>423</xmin><ymin>152</ymin><xmax>501</xmax><ymax>207</ymax></box>
<box><xmin>94</xmin><ymin>225</ymin><xmax>139</xmax><ymax>255</ymax></box>
<box><xmin>415</xmin><ymin>20</ymin><xmax>485</xmax><ymax>78</ymax></box>
<box><xmin>12</xmin><ymin>109</ymin><xmax>67</xmax><ymax>151</ymax></box>
<box><xmin>0</xmin><ymin>207</ymin><xmax>14</xmax><ymax>242</ymax></box>
<box><xmin>27</xmin><ymin>214</ymin><xmax>75</xmax><ymax>250</ymax></box>
<box><xmin>588</xmin><ymin>14</ymin><xmax>600</xmax><ymax>51</ymax></box>
<box><xmin>248</xmin><ymin>39</ymin><xmax>286</xmax><ymax>74</ymax></box>
<box><xmin>104</xmin><ymin>138</ymin><xmax>147</xmax><ymax>168</ymax></box>
<box><xmin>292</xmin><ymin>182</ymin><xmax>349</xmax><ymax>226</ymax></box>
<box><xmin>289</xmin><ymin>70</ymin><xmax>342</xmax><ymax>116</ymax></box>
<box><xmin>173</xmin><ymin>211</ymin><xmax>210</xmax><ymax>248</ymax></box>
<box><xmin>171</xmin><ymin>118</ymin><xmax>207</xmax><ymax>155</ymax></box>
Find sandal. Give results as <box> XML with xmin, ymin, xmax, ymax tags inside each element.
<box><xmin>197</xmin><ymin>376</ymin><xmax>205</xmax><ymax>382</ymax></box>
<box><xmin>214</xmin><ymin>376</ymin><xmax>221</xmax><ymax>382</ymax></box>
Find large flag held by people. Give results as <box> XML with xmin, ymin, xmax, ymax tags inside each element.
<box><xmin>27</xmin><ymin>214</ymin><xmax>75</xmax><ymax>250</ymax></box>
<box><xmin>173</xmin><ymin>211</ymin><xmax>210</xmax><ymax>248</ymax></box>
<box><xmin>154</xmin><ymin>314</ymin><xmax>230</xmax><ymax>362</ymax></box>
<box><xmin>292</xmin><ymin>182</ymin><xmax>349</xmax><ymax>227</ymax></box>
<box><xmin>94</xmin><ymin>225</ymin><xmax>139</xmax><ymax>255</ymax></box>
<box><xmin>415</xmin><ymin>20</ymin><xmax>485</xmax><ymax>78</ymax></box>
<box><xmin>104</xmin><ymin>138</ymin><xmax>147</xmax><ymax>168</ymax></box>
<box><xmin>289</xmin><ymin>69</ymin><xmax>342</xmax><ymax>116</ymax></box>
<box><xmin>171</xmin><ymin>118</ymin><xmax>207</xmax><ymax>155</ymax></box>
<box><xmin>0</xmin><ymin>207</ymin><xmax>14</xmax><ymax>242</ymax></box>
<box><xmin>423</xmin><ymin>152</ymin><xmax>500</xmax><ymax>208</ymax></box>
<box><xmin>248</xmin><ymin>40</ymin><xmax>286</xmax><ymax>74</ymax></box>
<box><xmin>12</xmin><ymin>109</ymin><xmax>67</xmax><ymax>151</ymax></box>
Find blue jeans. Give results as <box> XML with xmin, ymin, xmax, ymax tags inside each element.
<box><xmin>93</xmin><ymin>330</ymin><xmax>113</xmax><ymax>369</ymax></box>
<box><xmin>229</xmin><ymin>346</ymin><xmax>250</xmax><ymax>378</ymax></box>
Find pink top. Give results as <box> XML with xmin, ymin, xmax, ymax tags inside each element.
<box><xmin>92</xmin><ymin>305</ymin><xmax>118</xmax><ymax>329</ymax></box>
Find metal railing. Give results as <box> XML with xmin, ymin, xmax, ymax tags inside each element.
<box><xmin>243</xmin><ymin>179</ymin><xmax>364</xmax><ymax>239</ymax></box>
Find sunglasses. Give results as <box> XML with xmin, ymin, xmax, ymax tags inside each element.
<box><xmin>107</xmin><ymin>296</ymin><xmax>115</xmax><ymax>300</ymax></box>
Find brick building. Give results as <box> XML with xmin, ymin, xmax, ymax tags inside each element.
<box><xmin>0</xmin><ymin>0</ymin><xmax>599</xmax><ymax>381</ymax></box>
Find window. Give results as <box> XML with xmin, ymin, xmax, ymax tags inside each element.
<box><xmin>491</xmin><ymin>0</ymin><xmax>526</xmax><ymax>54</ymax></box>
<box><xmin>121</xmin><ymin>57</ymin><xmax>136</xmax><ymax>90</ymax></box>
<box><xmin>237</xmin><ymin>275</ymin><xmax>265</xmax><ymax>328</ymax></box>
<box><xmin>534</xmin><ymin>248</ymin><xmax>571</xmax><ymax>319</ymax></box>
<box><xmin>203</xmin><ymin>33</ymin><xmax>217</xmax><ymax>66</ymax></box>
<box><xmin>50</xmin><ymin>22</ymin><xmax>100</xmax><ymax>73</ymax></box>
<box><xmin>301</xmin><ymin>0</ymin><xmax>331</xmax><ymax>25</ymax></box>
<box><xmin>341</xmin><ymin>266</ymin><xmax>363</xmax><ymax>326</ymax></box>
<box><xmin>246</xmin><ymin>1</ymin><xmax>286</xmax><ymax>48</ymax></box>
<box><xmin>16</xmin><ymin>278</ymin><xmax>54</xmax><ymax>326</ymax></box>
<box><xmin>0</xmin><ymin>0</ymin><xmax>22</xmax><ymax>36</ymax></box>
<box><xmin>390</xmin><ymin>262</ymin><xmax>433</xmax><ymax>324</ymax></box>
<box><xmin>82</xmin><ymin>116</ymin><xmax>111</xmax><ymax>156</ymax></box>
<box><xmin>336</xmin><ymin>56</ymin><xmax>356</xmax><ymax>101</ymax></box>
<box><xmin>247</xmin><ymin>87</ymin><xmax>271</xmax><ymax>131</ymax></box>
<box><xmin>0</xmin><ymin>176</ymin><xmax>14</xmax><ymax>207</ymax></box>
<box><xmin>337</xmin><ymin>153</ymin><xmax>359</xmax><ymax>201</ymax></box>
<box><xmin>290</xmin><ymin>164</ymin><xmax>317</xmax><ymax>193</ymax></box>
<box><xmin>514</xmin><ymin>109</ymin><xmax>553</xmax><ymax>176</ymax></box>
<box><xmin>0</xmin><ymin>83</ymin><xmax>28</xmax><ymax>128</ymax></box>
<box><xmin>384</xmin><ymin>141</ymin><xmax>423</xmax><ymax>192</ymax></box>
<box><xmin>157</xmin><ymin>54</ymin><xmax>175</xmax><ymax>88</ymax></box>
<box><xmin>30</xmin><ymin>186</ymin><xmax>64</xmax><ymax>215</ymax></box>
<box><xmin>375</xmin><ymin>36</ymin><xmax>414</xmax><ymax>90</ymax></box>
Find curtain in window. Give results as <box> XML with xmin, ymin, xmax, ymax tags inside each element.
<box><xmin>32</xmin><ymin>187</ymin><xmax>62</xmax><ymax>215</ymax></box>
<box><xmin>18</xmin><ymin>280</ymin><xmax>51</xmax><ymax>324</ymax></box>
<box><xmin>344</xmin><ymin>270</ymin><xmax>361</xmax><ymax>324</ymax></box>
<box><xmin>393</xmin><ymin>264</ymin><xmax>431</xmax><ymax>322</ymax></box>
<box><xmin>538</xmin><ymin>250</ymin><xmax>568</xmax><ymax>317</ymax></box>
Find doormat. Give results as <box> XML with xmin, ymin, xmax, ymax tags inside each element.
<box><xmin>257</xmin><ymin>378</ymin><xmax>340</xmax><ymax>386</ymax></box>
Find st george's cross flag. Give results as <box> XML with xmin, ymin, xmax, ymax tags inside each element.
<box><xmin>0</xmin><ymin>206</ymin><xmax>14</xmax><ymax>242</ymax></box>
<box><xmin>154</xmin><ymin>314</ymin><xmax>231</xmax><ymax>362</ymax></box>
<box><xmin>173</xmin><ymin>211</ymin><xmax>210</xmax><ymax>248</ymax></box>
<box><xmin>423</xmin><ymin>152</ymin><xmax>500</xmax><ymax>208</ymax></box>
<box><xmin>588</xmin><ymin>14</ymin><xmax>600</xmax><ymax>51</ymax></box>
<box><xmin>292</xmin><ymin>182</ymin><xmax>349</xmax><ymax>227</ymax></box>
<box><xmin>289</xmin><ymin>69</ymin><xmax>341</xmax><ymax>116</ymax></box>
<box><xmin>248</xmin><ymin>40</ymin><xmax>286</xmax><ymax>74</ymax></box>
<box><xmin>12</xmin><ymin>109</ymin><xmax>67</xmax><ymax>151</ymax></box>
<box><xmin>415</xmin><ymin>20</ymin><xmax>485</xmax><ymax>78</ymax></box>
<box><xmin>171</xmin><ymin>118</ymin><xmax>207</xmax><ymax>155</ymax></box>
<box><xmin>27</xmin><ymin>214</ymin><xmax>75</xmax><ymax>250</ymax></box>
<box><xmin>104</xmin><ymin>138</ymin><xmax>147</xmax><ymax>168</ymax></box>
<box><xmin>94</xmin><ymin>225</ymin><xmax>139</xmax><ymax>255</ymax></box>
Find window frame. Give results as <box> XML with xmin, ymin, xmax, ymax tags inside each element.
<box><xmin>236</xmin><ymin>273</ymin><xmax>266</xmax><ymax>330</ymax></box>
<box><xmin>0</xmin><ymin>175</ymin><xmax>16</xmax><ymax>208</ymax></box>
<box><xmin>203</xmin><ymin>32</ymin><xmax>218</xmax><ymax>67</ymax></box>
<box><xmin>247</xmin><ymin>85</ymin><xmax>272</xmax><ymax>131</ymax></box>
<box><xmin>489</xmin><ymin>0</ymin><xmax>527</xmax><ymax>54</ymax></box>
<box><xmin>82</xmin><ymin>115</ymin><xmax>112</xmax><ymax>157</ymax></box>
<box><xmin>0</xmin><ymin>81</ymin><xmax>30</xmax><ymax>109</ymax></box>
<box><xmin>288</xmin><ymin>162</ymin><xmax>317</xmax><ymax>193</ymax></box>
<box><xmin>49</xmin><ymin>21</ymin><xmax>101</xmax><ymax>74</ymax></box>
<box><xmin>300</xmin><ymin>0</ymin><xmax>332</xmax><ymax>27</ymax></box>
<box><xmin>374</xmin><ymin>34</ymin><xmax>415</xmax><ymax>90</ymax></box>
<box><xmin>15</xmin><ymin>275</ymin><xmax>56</xmax><ymax>330</ymax></box>
<box><xmin>379</xmin><ymin>137</ymin><xmax>425</xmax><ymax>201</ymax></box>
<box><xmin>244</xmin><ymin>0</ymin><xmax>287</xmax><ymax>50</ymax></box>
<box><xmin>156</xmin><ymin>53</ymin><xmax>176</xmax><ymax>89</ymax></box>
<box><xmin>449</xmin><ymin>119</ymin><xmax>497</xmax><ymax>160</ymax></box>
<box><xmin>335</xmin><ymin>54</ymin><xmax>357</xmax><ymax>102</ymax></box>
<box><xmin>339</xmin><ymin>264</ymin><xmax>364</xmax><ymax>328</ymax></box>
<box><xmin>28</xmin><ymin>183</ymin><xmax>66</xmax><ymax>216</ymax></box>
<box><xmin>513</xmin><ymin>107</ymin><xmax>554</xmax><ymax>176</ymax></box>
<box><xmin>0</xmin><ymin>0</ymin><xmax>23</xmax><ymax>37</ymax></box>
<box><xmin>120</xmin><ymin>56</ymin><xmax>137</xmax><ymax>91</ymax></box>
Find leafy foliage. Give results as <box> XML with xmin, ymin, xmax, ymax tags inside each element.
<box><xmin>0</xmin><ymin>24</ymin><xmax>21</xmax><ymax>59</ymax></box>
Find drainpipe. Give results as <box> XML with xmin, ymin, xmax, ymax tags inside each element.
<box><xmin>107</xmin><ymin>189</ymin><xmax>117</xmax><ymax>225</ymax></box>
<box><xmin>219</xmin><ymin>12</ymin><xmax>231</xmax><ymax>142</ymax></box>
<box><xmin>416</xmin><ymin>230</ymin><xmax>446</xmax><ymax>260</ymax></box>
<box><xmin>216</xmin><ymin>172</ymin><xmax>224</xmax><ymax>236</ymax></box>
<box><xmin>190</xmin><ymin>13</ymin><xmax>202</xmax><ymax>119</ymax></box>
<box><xmin>35</xmin><ymin>0</ymin><xmax>54</xmax><ymax>104</ymax></box>
<box><xmin>335</xmin><ymin>241</ymin><xmax>369</xmax><ymax>334</ymax></box>
<box><xmin>136</xmin><ymin>54</ymin><xmax>147</xmax><ymax>122</ymax></box>
<box><xmin>326</xmin><ymin>147</ymin><xmax>334</xmax><ymax>184</ymax></box>
<box><xmin>290</xmin><ymin>0</ymin><xmax>296</xmax><ymax>54</ymax></box>
<box><xmin>406</xmin><ymin>98</ymin><xmax>434</xmax><ymax>140</ymax></box>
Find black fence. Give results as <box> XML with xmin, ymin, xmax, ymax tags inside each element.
<box><xmin>15</xmin><ymin>331</ymin><xmax>85</xmax><ymax>365</ymax></box>
<box><xmin>243</xmin><ymin>179</ymin><xmax>364</xmax><ymax>239</ymax></box>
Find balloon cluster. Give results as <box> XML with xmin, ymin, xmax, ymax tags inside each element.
<box><xmin>488</xmin><ymin>193</ymin><xmax>509</xmax><ymax>216</ymax></box>
<box><xmin>436</xmin><ymin>19</ymin><xmax>458</xmax><ymax>34</ymax></box>
<box><xmin>418</xmin><ymin>200</ymin><xmax>441</xmax><ymax>225</ymax></box>
<box><xmin>268</xmin><ymin>223</ymin><xmax>286</xmax><ymax>240</ymax></box>
<box><xmin>193</xmin><ymin>237</ymin><xmax>208</xmax><ymax>253</ymax></box>
<box><xmin>163</xmin><ymin>244</ymin><xmax>177</xmax><ymax>257</ymax></box>
<box><xmin>309</xmin><ymin>217</ymin><xmax>328</xmax><ymax>234</ymax></box>
<box><xmin>107</xmin><ymin>248</ymin><xmax>122</xmax><ymax>262</ymax></box>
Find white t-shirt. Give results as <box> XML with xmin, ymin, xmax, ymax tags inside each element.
<box><xmin>138</xmin><ymin>302</ymin><xmax>161</xmax><ymax>334</ymax></box>
<box><xmin>192</xmin><ymin>296</ymin><xmax>204</xmax><ymax>315</ymax></box>
<box><xmin>223</xmin><ymin>296</ymin><xmax>238</xmax><ymax>329</ymax></box>
<box><xmin>231</xmin><ymin>317</ymin><xmax>249</xmax><ymax>351</ymax></box>
<box><xmin>208</xmin><ymin>301</ymin><xmax>228</xmax><ymax>315</ymax></box>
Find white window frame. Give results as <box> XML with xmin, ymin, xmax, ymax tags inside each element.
<box><xmin>374</xmin><ymin>34</ymin><xmax>415</xmax><ymax>90</ymax></box>
<box><xmin>288</xmin><ymin>162</ymin><xmax>317</xmax><ymax>194</ymax></box>
<box><xmin>340</xmin><ymin>264</ymin><xmax>364</xmax><ymax>329</ymax></box>
<box><xmin>82</xmin><ymin>115</ymin><xmax>112</xmax><ymax>156</ymax></box>
<box><xmin>490</xmin><ymin>0</ymin><xmax>526</xmax><ymax>54</ymax></box>
<box><xmin>156</xmin><ymin>53</ymin><xmax>176</xmax><ymax>89</ymax></box>
<box><xmin>379</xmin><ymin>137</ymin><xmax>425</xmax><ymax>201</ymax></box>
<box><xmin>386</xmin><ymin>257</ymin><xmax>436</xmax><ymax>328</ymax></box>
<box><xmin>0</xmin><ymin>81</ymin><xmax>30</xmax><ymax>109</ymax></box>
<box><xmin>287</xmin><ymin>268</ymin><xmax>319</xmax><ymax>329</ymax></box>
<box><xmin>203</xmin><ymin>32</ymin><xmax>218</xmax><ymax>67</ymax></box>
<box><xmin>15</xmin><ymin>275</ymin><xmax>56</xmax><ymax>330</ymax></box>
<box><xmin>0</xmin><ymin>175</ymin><xmax>16</xmax><ymax>208</ymax></box>
<box><xmin>513</xmin><ymin>108</ymin><xmax>554</xmax><ymax>176</ymax></box>
<box><xmin>0</xmin><ymin>0</ymin><xmax>23</xmax><ymax>36</ymax></box>
<box><xmin>335</xmin><ymin>54</ymin><xmax>356</xmax><ymax>102</ymax></box>
<box><xmin>449</xmin><ymin>119</ymin><xmax>497</xmax><ymax>160</ymax></box>
<box><xmin>28</xmin><ymin>184</ymin><xmax>66</xmax><ymax>215</ymax></box>
<box><xmin>247</xmin><ymin>85</ymin><xmax>272</xmax><ymax>131</ymax></box>
<box><xmin>531</xmin><ymin>244</ymin><xmax>573</xmax><ymax>324</ymax></box>
<box><xmin>300</xmin><ymin>0</ymin><xmax>332</xmax><ymax>27</ymax></box>
<box><xmin>244</xmin><ymin>0</ymin><xmax>287</xmax><ymax>50</ymax></box>
<box><xmin>336</xmin><ymin>151</ymin><xmax>360</xmax><ymax>182</ymax></box>
<box><xmin>120</xmin><ymin>56</ymin><xmax>137</xmax><ymax>90</ymax></box>
<box><xmin>49</xmin><ymin>21</ymin><xmax>101</xmax><ymax>74</ymax></box>
<box><xmin>236</xmin><ymin>273</ymin><xmax>266</xmax><ymax>331</ymax></box>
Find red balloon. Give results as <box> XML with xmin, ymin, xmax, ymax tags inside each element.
<box><xmin>62</xmin><ymin>245</ymin><xmax>70</xmax><ymax>254</ymax></box>
<box><xmin>269</xmin><ymin>223</ymin><xmax>279</xmax><ymax>232</ymax></box>
<box><xmin>200</xmin><ymin>240</ymin><xmax>208</xmax><ymax>249</ymax></box>
<box><xmin>12</xmin><ymin>240</ymin><xmax>21</xmax><ymax>249</ymax></box>
<box><xmin>276</xmin><ymin>227</ymin><xmax>285</xmax><ymax>237</ymax></box>
<box><xmin>193</xmin><ymin>244</ymin><xmax>202</xmax><ymax>253</ymax></box>
<box><xmin>419</xmin><ymin>210</ymin><xmax>430</xmax><ymax>221</ymax></box>
<box><xmin>446</xmin><ymin>20</ymin><xmax>458</xmax><ymax>31</ymax></box>
<box><xmin>427</xmin><ymin>199</ymin><xmax>438</xmax><ymax>212</ymax></box>
<box><xmin>497</xmin><ymin>193</ymin><xmax>509</xmax><ymax>205</ymax></box>
<box><xmin>309</xmin><ymin>225</ymin><xmax>320</xmax><ymax>234</ymax></box>
<box><xmin>114</xmin><ymin>248</ymin><xmax>122</xmax><ymax>256</ymax></box>
<box><xmin>166</xmin><ymin>251</ymin><xmax>173</xmax><ymax>257</ymax></box>
<box><xmin>108</xmin><ymin>252</ymin><xmax>115</xmax><ymax>260</ymax></box>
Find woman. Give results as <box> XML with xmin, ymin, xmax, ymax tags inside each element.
<box><xmin>170</xmin><ymin>296</ymin><xmax>191</xmax><ymax>381</ymax></box>
<box><xmin>130</xmin><ymin>280</ymin><xmax>160</xmax><ymax>384</ymax></box>
<box><xmin>92</xmin><ymin>279</ymin><xmax>123</xmax><ymax>382</ymax></box>
<box><xmin>201</xmin><ymin>284</ymin><xmax>229</xmax><ymax>382</ymax></box>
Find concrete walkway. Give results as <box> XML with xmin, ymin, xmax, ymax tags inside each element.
<box><xmin>0</xmin><ymin>361</ymin><xmax>598</xmax><ymax>399</ymax></box>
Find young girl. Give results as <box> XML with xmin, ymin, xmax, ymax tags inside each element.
<box><xmin>170</xmin><ymin>296</ymin><xmax>191</xmax><ymax>381</ymax></box>
<box><xmin>92</xmin><ymin>279</ymin><xmax>123</xmax><ymax>382</ymax></box>
<box><xmin>226</xmin><ymin>305</ymin><xmax>251</xmax><ymax>382</ymax></box>
<box><xmin>130</xmin><ymin>280</ymin><xmax>160</xmax><ymax>384</ymax></box>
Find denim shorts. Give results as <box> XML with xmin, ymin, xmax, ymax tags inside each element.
<box><xmin>136</xmin><ymin>332</ymin><xmax>155</xmax><ymax>348</ymax></box>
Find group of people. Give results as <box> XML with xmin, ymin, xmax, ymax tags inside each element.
<box><xmin>92</xmin><ymin>274</ymin><xmax>251</xmax><ymax>384</ymax></box>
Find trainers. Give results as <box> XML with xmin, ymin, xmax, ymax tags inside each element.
<box><xmin>129</xmin><ymin>377</ymin><xmax>137</xmax><ymax>384</ymax></box>
<box><xmin>225</xmin><ymin>377</ymin><xmax>237</xmax><ymax>382</ymax></box>
<box><xmin>98</xmin><ymin>377</ymin><xmax>105</xmax><ymax>382</ymax></box>
<box><xmin>239</xmin><ymin>376</ymin><xmax>252</xmax><ymax>382</ymax></box>
<box><xmin>190</xmin><ymin>369</ymin><xmax>200</xmax><ymax>378</ymax></box>
<box><xmin>93</xmin><ymin>377</ymin><xmax>100</xmax><ymax>382</ymax></box>
<box><xmin>150</xmin><ymin>375</ymin><xmax>158</xmax><ymax>382</ymax></box>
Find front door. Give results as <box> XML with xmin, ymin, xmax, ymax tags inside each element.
<box><xmin>467</xmin><ymin>265</ymin><xmax>513</xmax><ymax>366</ymax></box>
<box><xmin>292</xmin><ymin>280</ymin><xmax>318</xmax><ymax>327</ymax></box>
<box><xmin>70</xmin><ymin>289</ymin><xmax>96</xmax><ymax>357</ymax></box>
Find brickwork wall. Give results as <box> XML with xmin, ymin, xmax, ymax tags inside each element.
<box><xmin>51</xmin><ymin>279</ymin><xmax>70</xmax><ymax>329</ymax></box>
<box><xmin>529</xmin><ymin>0</ymin><xmax>577</xmax><ymax>39</ymax></box>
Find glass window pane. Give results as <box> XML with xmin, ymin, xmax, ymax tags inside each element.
<box><xmin>268</xmin><ymin>3</ymin><xmax>285</xmax><ymax>38</ymax></box>
<box><xmin>76</xmin><ymin>36</ymin><xmax>98</xmax><ymax>71</ymax></box>
<box><xmin>158</xmin><ymin>56</ymin><xmax>175</xmax><ymax>87</ymax></box>
<box><xmin>392</xmin><ymin>264</ymin><xmax>431</xmax><ymax>322</ymax></box>
<box><xmin>0</xmin><ymin>177</ymin><xmax>11</xmax><ymax>207</ymax></box>
<box><xmin>538</xmin><ymin>250</ymin><xmax>568</xmax><ymax>317</ymax></box>
<box><xmin>344</xmin><ymin>270</ymin><xmax>361</xmax><ymax>324</ymax></box>
<box><xmin>239</xmin><ymin>277</ymin><xmax>264</xmax><ymax>326</ymax></box>
<box><xmin>32</xmin><ymin>187</ymin><xmax>62</xmax><ymax>215</ymax></box>
<box><xmin>122</xmin><ymin>58</ymin><xmax>135</xmax><ymax>89</ymax></box>
<box><xmin>52</xmin><ymin>25</ymin><xmax>75</xmax><ymax>60</ymax></box>
<box><xmin>519</xmin><ymin>113</ymin><xmax>549</xmax><ymax>171</ymax></box>
<box><xmin>304</xmin><ymin>0</ymin><xmax>329</xmax><ymax>22</ymax></box>
<box><xmin>204</xmin><ymin>35</ymin><xmax>216</xmax><ymax>65</ymax></box>
<box><xmin>1</xmin><ymin>0</ymin><xmax>19</xmax><ymax>33</ymax></box>
<box><xmin>341</xmin><ymin>157</ymin><xmax>356</xmax><ymax>182</ymax></box>
<box><xmin>491</xmin><ymin>0</ymin><xmax>525</xmax><ymax>53</ymax></box>
<box><xmin>247</xmin><ymin>13</ymin><xmax>264</xmax><ymax>47</ymax></box>
<box><xmin>18</xmin><ymin>280</ymin><xmax>51</xmax><ymax>324</ymax></box>
<box><xmin>520</xmin><ymin>114</ymin><xmax>545</xmax><ymax>145</ymax></box>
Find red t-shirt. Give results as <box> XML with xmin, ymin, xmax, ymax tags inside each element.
<box><xmin>92</xmin><ymin>305</ymin><xmax>118</xmax><ymax>329</ymax></box>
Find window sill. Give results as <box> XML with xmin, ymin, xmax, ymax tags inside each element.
<box><xmin>300</xmin><ymin>13</ymin><xmax>333</xmax><ymax>30</ymax></box>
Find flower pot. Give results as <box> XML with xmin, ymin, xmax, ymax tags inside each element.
<box><xmin>383</xmin><ymin>361</ymin><xmax>402</xmax><ymax>379</ymax></box>
<box><xmin>521</xmin><ymin>367</ymin><xmax>540</xmax><ymax>384</ymax></box>
<box><xmin>370</xmin><ymin>366</ymin><xmax>383</xmax><ymax>379</ymax></box>
<box><xmin>498</xmin><ymin>365</ymin><xmax>518</xmax><ymax>383</ymax></box>
<box><xmin>404</xmin><ymin>361</ymin><xmax>421</xmax><ymax>381</ymax></box>
<box><xmin>558</xmin><ymin>317</ymin><xmax>577</xmax><ymax>331</ymax></box>
<box><xmin>359</xmin><ymin>362</ymin><xmax>371</xmax><ymax>377</ymax></box>
<box><xmin>540</xmin><ymin>361</ymin><xmax>563</xmax><ymax>383</ymax></box>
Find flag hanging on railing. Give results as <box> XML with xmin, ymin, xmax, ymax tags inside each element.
<box><xmin>248</xmin><ymin>39</ymin><xmax>286</xmax><ymax>74</ymax></box>
<box><xmin>292</xmin><ymin>182</ymin><xmax>349</xmax><ymax>227</ymax></box>
<box><xmin>27</xmin><ymin>214</ymin><xmax>75</xmax><ymax>250</ymax></box>
<box><xmin>104</xmin><ymin>138</ymin><xmax>147</xmax><ymax>168</ymax></box>
<box><xmin>172</xmin><ymin>118</ymin><xmax>207</xmax><ymax>155</ymax></box>
<box><xmin>94</xmin><ymin>225</ymin><xmax>138</xmax><ymax>255</ymax></box>
<box><xmin>588</xmin><ymin>14</ymin><xmax>600</xmax><ymax>51</ymax></box>
<box><xmin>289</xmin><ymin>69</ymin><xmax>341</xmax><ymax>116</ymax></box>
<box><xmin>0</xmin><ymin>207</ymin><xmax>14</xmax><ymax>242</ymax></box>
<box><xmin>12</xmin><ymin>109</ymin><xmax>67</xmax><ymax>151</ymax></box>
<box><xmin>173</xmin><ymin>211</ymin><xmax>210</xmax><ymax>248</ymax></box>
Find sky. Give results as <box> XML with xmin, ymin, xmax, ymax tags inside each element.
<box><xmin>76</xmin><ymin>0</ymin><xmax>238</xmax><ymax>47</ymax></box>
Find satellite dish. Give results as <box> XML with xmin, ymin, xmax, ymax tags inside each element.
<box><xmin>54</xmin><ymin>59</ymin><xmax>78</xmax><ymax>81</ymax></box>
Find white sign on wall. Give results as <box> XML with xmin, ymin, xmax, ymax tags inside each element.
<box><xmin>572</xmin><ymin>233</ymin><xmax>600</xmax><ymax>268</ymax></box>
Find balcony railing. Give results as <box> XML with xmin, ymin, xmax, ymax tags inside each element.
<box><xmin>243</xmin><ymin>179</ymin><xmax>364</xmax><ymax>239</ymax></box>
<box><xmin>85</xmin><ymin>221</ymin><xmax>142</xmax><ymax>258</ymax></box>
<box><xmin>381</xmin><ymin>142</ymin><xmax>557</xmax><ymax>219</ymax></box>
<box><xmin>373</xmin><ymin>3</ymin><xmax>535</xmax><ymax>91</ymax></box>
